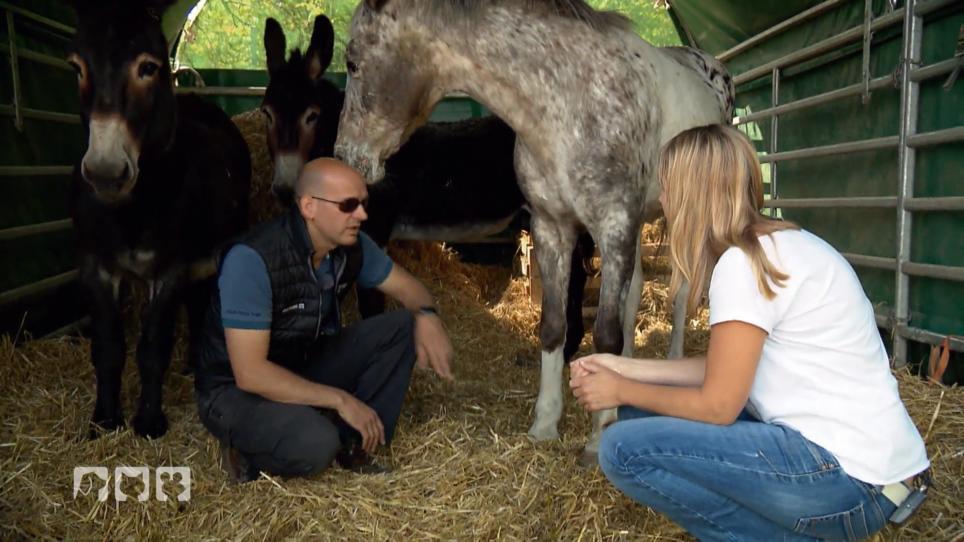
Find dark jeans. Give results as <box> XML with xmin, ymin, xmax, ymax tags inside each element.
<box><xmin>196</xmin><ymin>310</ymin><xmax>417</xmax><ymax>477</ymax></box>
<box><xmin>599</xmin><ymin>406</ymin><xmax>898</xmax><ymax>542</ymax></box>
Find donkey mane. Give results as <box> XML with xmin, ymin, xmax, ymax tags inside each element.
<box><xmin>415</xmin><ymin>0</ymin><xmax>632</xmax><ymax>32</ymax></box>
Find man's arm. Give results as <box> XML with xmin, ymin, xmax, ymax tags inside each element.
<box><xmin>225</xmin><ymin>328</ymin><xmax>385</xmax><ymax>452</ymax></box>
<box><xmin>376</xmin><ymin>265</ymin><xmax>454</xmax><ymax>380</ymax></box>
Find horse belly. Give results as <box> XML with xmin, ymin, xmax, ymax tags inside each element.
<box><xmin>391</xmin><ymin>212</ymin><xmax>518</xmax><ymax>242</ymax></box>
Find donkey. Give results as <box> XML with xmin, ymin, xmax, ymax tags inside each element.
<box><xmin>261</xmin><ymin>14</ymin><xmax>593</xmax><ymax>360</ymax></box>
<box><xmin>334</xmin><ymin>0</ymin><xmax>733</xmax><ymax>462</ymax></box>
<box><xmin>67</xmin><ymin>0</ymin><xmax>250</xmax><ymax>438</ymax></box>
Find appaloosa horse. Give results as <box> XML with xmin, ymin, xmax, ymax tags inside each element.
<box><xmin>261</xmin><ymin>14</ymin><xmax>593</xmax><ymax>360</ymax></box>
<box><xmin>334</xmin><ymin>0</ymin><xmax>733</xmax><ymax>462</ymax></box>
<box><xmin>68</xmin><ymin>0</ymin><xmax>250</xmax><ymax>438</ymax></box>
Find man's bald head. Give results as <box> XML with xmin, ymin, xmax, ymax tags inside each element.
<box><xmin>295</xmin><ymin>157</ymin><xmax>366</xmax><ymax>199</ymax></box>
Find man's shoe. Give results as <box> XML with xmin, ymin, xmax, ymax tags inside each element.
<box><xmin>220</xmin><ymin>441</ymin><xmax>259</xmax><ymax>484</ymax></box>
<box><xmin>336</xmin><ymin>444</ymin><xmax>391</xmax><ymax>474</ymax></box>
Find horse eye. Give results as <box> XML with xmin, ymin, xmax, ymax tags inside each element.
<box><xmin>346</xmin><ymin>60</ymin><xmax>358</xmax><ymax>75</ymax></box>
<box><xmin>305</xmin><ymin>112</ymin><xmax>319</xmax><ymax>124</ymax></box>
<box><xmin>138</xmin><ymin>61</ymin><xmax>159</xmax><ymax>79</ymax></box>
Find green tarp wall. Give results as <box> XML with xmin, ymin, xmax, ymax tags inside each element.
<box><xmin>672</xmin><ymin>0</ymin><xmax>963</xmax><ymax>369</ymax></box>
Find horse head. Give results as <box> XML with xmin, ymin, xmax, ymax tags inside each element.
<box><xmin>68</xmin><ymin>0</ymin><xmax>177</xmax><ymax>203</ymax></box>
<box><xmin>262</xmin><ymin>14</ymin><xmax>341</xmax><ymax>205</ymax></box>
<box><xmin>334</xmin><ymin>0</ymin><xmax>443</xmax><ymax>184</ymax></box>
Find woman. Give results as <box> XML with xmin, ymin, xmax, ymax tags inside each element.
<box><xmin>569</xmin><ymin>124</ymin><xmax>929</xmax><ymax>541</ymax></box>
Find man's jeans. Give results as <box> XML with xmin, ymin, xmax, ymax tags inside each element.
<box><xmin>598</xmin><ymin>406</ymin><xmax>899</xmax><ymax>541</ymax></box>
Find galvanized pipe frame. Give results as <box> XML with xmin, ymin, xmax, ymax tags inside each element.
<box><xmin>725</xmin><ymin>0</ymin><xmax>963</xmax><ymax>364</ymax></box>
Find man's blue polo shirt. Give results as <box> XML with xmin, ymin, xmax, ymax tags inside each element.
<box><xmin>218</xmin><ymin>230</ymin><xmax>393</xmax><ymax>330</ymax></box>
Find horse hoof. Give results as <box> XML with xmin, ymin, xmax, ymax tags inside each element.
<box><xmin>578</xmin><ymin>449</ymin><xmax>599</xmax><ymax>468</ymax></box>
<box><xmin>132</xmin><ymin>411</ymin><xmax>168</xmax><ymax>439</ymax></box>
<box><xmin>527</xmin><ymin>425</ymin><xmax>559</xmax><ymax>441</ymax></box>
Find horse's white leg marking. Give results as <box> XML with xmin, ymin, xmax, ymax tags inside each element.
<box><xmin>622</xmin><ymin>238</ymin><xmax>643</xmax><ymax>358</ymax></box>
<box><xmin>528</xmin><ymin>346</ymin><xmax>564</xmax><ymax>441</ymax></box>
<box><xmin>668</xmin><ymin>280</ymin><xmax>689</xmax><ymax>359</ymax></box>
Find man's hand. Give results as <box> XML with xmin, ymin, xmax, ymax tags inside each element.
<box><xmin>570</xmin><ymin>357</ymin><xmax>625</xmax><ymax>412</ymax></box>
<box><xmin>414</xmin><ymin>312</ymin><xmax>454</xmax><ymax>381</ymax></box>
<box><xmin>336</xmin><ymin>392</ymin><xmax>385</xmax><ymax>454</ymax></box>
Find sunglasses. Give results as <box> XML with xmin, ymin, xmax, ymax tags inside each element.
<box><xmin>311</xmin><ymin>195</ymin><xmax>368</xmax><ymax>213</ymax></box>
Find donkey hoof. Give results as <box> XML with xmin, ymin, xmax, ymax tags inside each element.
<box><xmin>88</xmin><ymin>416</ymin><xmax>125</xmax><ymax>440</ymax></box>
<box><xmin>578</xmin><ymin>449</ymin><xmax>599</xmax><ymax>468</ymax></box>
<box><xmin>132</xmin><ymin>411</ymin><xmax>168</xmax><ymax>439</ymax></box>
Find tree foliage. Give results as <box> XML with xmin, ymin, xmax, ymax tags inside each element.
<box><xmin>175</xmin><ymin>0</ymin><xmax>681</xmax><ymax>71</ymax></box>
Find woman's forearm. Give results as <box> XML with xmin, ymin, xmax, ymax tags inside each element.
<box><xmin>616</xmin><ymin>356</ymin><xmax>706</xmax><ymax>386</ymax></box>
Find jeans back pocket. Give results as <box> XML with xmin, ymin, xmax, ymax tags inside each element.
<box><xmin>794</xmin><ymin>501</ymin><xmax>872</xmax><ymax>542</ymax></box>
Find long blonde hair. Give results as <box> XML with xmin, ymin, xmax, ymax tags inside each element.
<box><xmin>658</xmin><ymin>124</ymin><xmax>798</xmax><ymax>314</ymax></box>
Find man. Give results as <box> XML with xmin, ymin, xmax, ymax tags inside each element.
<box><xmin>195</xmin><ymin>158</ymin><xmax>454</xmax><ymax>482</ymax></box>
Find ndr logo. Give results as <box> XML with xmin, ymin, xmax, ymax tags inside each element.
<box><xmin>73</xmin><ymin>466</ymin><xmax>191</xmax><ymax>502</ymax></box>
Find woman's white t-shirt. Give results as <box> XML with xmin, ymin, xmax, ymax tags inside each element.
<box><xmin>708</xmin><ymin>228</ymin><xmax>929</xmax><ymax>485</ymax></box>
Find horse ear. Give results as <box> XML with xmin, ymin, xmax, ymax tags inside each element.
<box><xmin>305</xmin><ymin>14</ymin><xmax>334</xmax><ymax>80</ymax></box>
<box><xmin>365</xmin><ymin>0</ymin><xmax>391</xmax><ymax>12</ymax></box>
<box><xmin>264</xmin><ymin>18</ymin><xmax>287</xmax><ymax>76</ymax></box>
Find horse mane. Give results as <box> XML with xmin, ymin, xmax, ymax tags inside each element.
<box><xmin>417</xmin><ymin>0</ymin><xmax>632</xmax><ymax>32</ymax></box>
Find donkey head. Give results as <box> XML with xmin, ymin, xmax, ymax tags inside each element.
<box><xmin>68</xmin><ymin>0</ymin><xmax>177</xmax><ymax>202</ymax></box>
<box><xmin>262</xmin><ymin>14</ymin><xmax>340</xmax><ymax>205</ymax></box>
<box><xmin>334</xmin><ymin>0</ymin><xmax>442</xmax><ymax>183</ymax></box>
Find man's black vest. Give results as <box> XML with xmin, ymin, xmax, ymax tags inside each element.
<box><xmin>195</xmin><ymin>208</ymin><xmax>363</xmax><ymax>393</ymax></box>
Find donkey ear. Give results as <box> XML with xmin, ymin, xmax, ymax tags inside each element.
<box><xmin>264</xmin><ymin>18</ymin><xmax>287</xmax><ymax>76</ymax></box>
<box><xmin>305</xmin><ymin>14</ymin><xmax>335</xmax><ymax>81</ymax></box>
<box><xmin>365</xmin><ymin>0</ymin><xmax>391</xmax><ymax>12</ymax></box>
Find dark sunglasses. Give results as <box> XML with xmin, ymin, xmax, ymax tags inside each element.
<box><xmin>311</xmin><ymin>195</ymin><xmax>368</xmax><ymax>213</ymax></box>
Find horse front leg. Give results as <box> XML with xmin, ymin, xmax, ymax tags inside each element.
<box><xmin>527</xmin><ymin>214</ymin><xmax>577</xmax><ymax>441</ymax></box>
<box><xmin>582</xmin><ymin>218</ymin><xmax>640</xmax><ymax>465</ymax></box>
<box><xmin>131</xmin><ymin>272</ymin><xmax>183</xmax><ymax>439</ymax></box>
<box><xmin>81</xmin><ymin>257</ymin><xmax>127</xmax><ymax>437</ymax></box>
<box><xmin>668</xmin><ymin>280</ymin><xmax>689</xmax><ymax>359</ymax></box>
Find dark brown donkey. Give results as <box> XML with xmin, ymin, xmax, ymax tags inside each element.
<box><xmin>68</xmin><ymin>0</ymin><xmax>250</xmax><ymax>438</ymax></box>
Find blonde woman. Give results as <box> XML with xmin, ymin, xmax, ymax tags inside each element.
<box><xmin>569</xmin><ymin>124</ymin><xmax>929</xmax><ymax>541</ymax></box>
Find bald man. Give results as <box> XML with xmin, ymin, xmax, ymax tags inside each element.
<box><xmin>195</xmin><ymin>158</ymin><xmax>453</xmax><ymax>482</ymax></box>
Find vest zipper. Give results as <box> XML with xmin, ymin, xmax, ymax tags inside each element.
<box><xmin>308</xmin><ymin>254</ymin><xmax>323</xmax><ymax>341</ymax></box>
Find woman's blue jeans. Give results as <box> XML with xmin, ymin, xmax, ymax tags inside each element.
<box><xmin>598</xmin><ymin>406</ymin><xmax>898</xmax><ymax>541</ymax></box>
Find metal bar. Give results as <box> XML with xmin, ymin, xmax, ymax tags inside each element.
<box><xmin>0</xmin><ymin>165</ymin><xmax>73</xmax><ymax>176</ymax></box>
<box><xmin>0</xmin><ymin>1</ymin><xmax>74</xmax><ymax>35</ymax></box>
<box><xmin>762</xmin><ymin>196</ymin><xmax>897</xmax><ymax>209</ymax></box>
<box><xmin>175</xmin><ymin>86</ymin><xmax>265</xmax><ymax>96</ymax></box>
<box><xmin>897</xmin><ymin>325</ymin><xmax>964</xmax><ymax>351</ymax></box>
<box><xmin>0</xmin><ymin>104</ymin><xmax>80</xmax><ymax>124</ymax></box>
<box><xmin>0</xmin><ymin>43</ymin><xmax>72</xmax><ymax>70</ymax></box>
<box><xmin>717</xmin><ymin>0</ymin><xmax>848</xmax><ymax>62</ymax></box>
<box><xmin>733</xmin><ymin>7</ymin><xmax>906</xmax><ymax>86</ymax></box>
<box><xmin>734</xmin><ymin>74</ymin><xmax>896</xmax><ymax>125</ymax></box>
<box><xmin>770</xmin><ymin>67</ymin><xmax>780</xmax><ymax>198</ymax></box>
<box><xmin>905</xmin><ymin>196</ymin><xmax>964</xmax><ymax>211</ymax></box>
<box><xmin>6</xmin><ymin>11</ymin><xmax>23</xmax><ymax>131</ymax></box>
<box><xmin>914</xmin><ymin>0</ymin><xmax>961</xmax><ymax>16</ymax></box>
<box><xmin>0</xmin><ymin>269</ymin><xmax>78</xmax><ymax>307</ymax></box>
<box><xmin>907</xmin><ymin>126</ymin><xmax>964</xmax><ymax>147</ymax></box>
<box><xmin>0</xmin><ymin>218</ymin><xmax>72</xmax><ymax>241</ymax></box>
<box><xmin>861</xmin><ymin>0</ymin><xmax>874</xmax><ymax>104</ymax></box>
<box><xmin>41</xmin><ymin>316</ymin><xmax>90</xmax><ymax>339</ymax></box>
<box><xmin>759</xmin><ymin>136</ymin><xmax>898</xmax><ymax>163</ymax></box>
<box><xmin>843</xmin><ymin>253</ymin><xmax>898</xmax><ymax>270</ymax></box>
<box><xmin>894</xmin><ymin>0</ymin><xmax>924</xmax><ymax>367</ymax></box>
<box><xmin>903</xmin><ymin>262</ymin><xmax>964</xmax><ymax>282</ymax></box>
<box><xmin>911</xmin><ymin>57</ymin><xmax>962</xmax><ymax>81</ymax></box>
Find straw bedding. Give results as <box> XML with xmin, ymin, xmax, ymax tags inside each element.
<box><xmin>1</xmin><ymin>239</ymin><xmax>960</xmax><ymax>539</ymax></box>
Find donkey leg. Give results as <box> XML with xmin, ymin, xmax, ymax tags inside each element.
<box><xmin>82</xmin><ymin>258</ymin><xmax>127</xmax><ymax>438</ymax></box>
<box><xmin>581</xmin><ymin>218</ymin><xmax>639</xmax><ymax>465</ymax></box>
<box><xmin>183</xmin><ymin>276</ymin><xmax>213</xmax><ymax>375</ymax></box>
<box><xmin>668</xmin><ymin>280</ymin><xmax>690</xmax><ymax>359</ymax></box>
<box><xmin>131</xmin><ymin>275</ymin><xmax>182</xmax><ymax>439</ymax></box>
<box><xmin>528</xmin><ymin>215</ymin><xmax>577</xmax><ymax>441</ymax></box>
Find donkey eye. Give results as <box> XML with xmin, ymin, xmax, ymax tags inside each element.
<box><xmin>346</xmin><ymin>60</ymin><xmax>358</xmax><ymax>75</ymax></box>
<box><xmin>68</xmin><ymin>61</ymin><xmax>82</xmax><ymax>79</ymax></box>
<box><xmin>261</xmin><ymin>107</ymin><xmax>273</xmax><ymax>124</ymax></box>
<box><xmin>138</xmin><ymin>61</ymin><xmax>159</xmax><ymax>79</ymax></box>
<box><xmin>305</xmin><ymin>112</ymin><xmax>319</xmax><ymax>124</ymax></box>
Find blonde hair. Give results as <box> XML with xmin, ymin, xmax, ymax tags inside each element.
<box><xmin>658</xmin><ymin>124</ymin><xmax>798</xmax><ymax>314</ymax></box>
